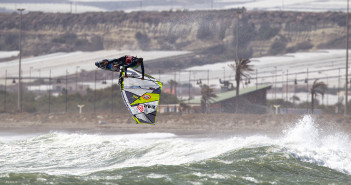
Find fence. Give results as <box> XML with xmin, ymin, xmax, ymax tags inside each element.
<box><xmin>0</xmin><ymin>66</ymin><xmax>348</xmax><ymax>114</ymax></box>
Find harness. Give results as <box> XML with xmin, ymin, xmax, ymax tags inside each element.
<box><xmin>125</xmin><ymin>55</ymin><xmax>134</xmax><ymax>65</ymax></box>
<box><xmin>125</xmin><ymin>55</ymin><xmax>139</xmax><ymax>69</ymax></box>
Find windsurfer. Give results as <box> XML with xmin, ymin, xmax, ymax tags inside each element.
<box><xmin>95</xmin><ymin>55</ymin><xmax>144</xmax><ymax>80</ymax></box>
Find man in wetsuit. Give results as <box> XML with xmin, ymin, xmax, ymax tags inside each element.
<box><xmin>95</xmin><ymin>55</ymin><xmax>144</xmax><ymax>80</ymax></box>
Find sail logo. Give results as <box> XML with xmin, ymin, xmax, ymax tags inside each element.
<box><xmin>144</xmin><ymin>104</ymin><xmax>156</xmax><ymax>109</ymax></box>
<box><xmin>137</xmin><ymin>105</ymin><xmax>144</xmax><ymax>112</ymax></box>
<box><xmin>142</xmin><ymin>94</ymin><xmax>151</xmax><ymax>100</ymax></box>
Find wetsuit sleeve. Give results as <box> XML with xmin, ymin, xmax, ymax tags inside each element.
<box><xmin>119</xmin><ymin>67</ymin><xmax>123</xmax><ymax>78</ymax></box>
<box><xmin>124</xmin><ymin>61</ymin><xmax>137</xmax><ymax>77</ymax></box>
<box><xmin>123</xmin><ymin>65</ymin><xmax>127</xmax><ymax>76</ymax></box>
<box><xmin>140</xmin><ymin>60</ymin><xmax>144</xmax><ymax>78</ymax></box>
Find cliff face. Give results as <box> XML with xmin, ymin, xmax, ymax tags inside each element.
<box><xmin>0</xmin><ymin>10</ymin><xmax>347</xmax><ymax>61</ymax></box>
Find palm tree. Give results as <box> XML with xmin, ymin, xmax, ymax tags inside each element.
<box><xmin>167</xmin><ymin>80</ymin><xmax>177</xmax><ymax>95</ymax></box>
<box><xmin>200</xmin><ymin>84</ymin><xmax>217</xmax><ymax>113</ymax></box>
<box><xmin>228</xmin><ymin>58</ymin><xmax>254</xmax><ymax>112</ymax></box>
<box><xmin>174</xmin><ymin>81</ymin><xmax>178</xmax><ymax>97</ymax></box>
<box><xmin>311</xmin><ymin>79</ymin><xmax>327</xmax><ymax>114</ymax></box>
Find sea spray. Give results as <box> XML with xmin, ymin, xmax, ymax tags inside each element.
<box><xmin>281</xmin><ymin>115</ymin><xmax>351</xmax><ymax>175</ymax></box>
<box><xmin>283</xmin><ymin>115</ymin><xmax>320</xmax><ymax>145</ymax></box>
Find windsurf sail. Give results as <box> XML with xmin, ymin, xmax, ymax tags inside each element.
<box><xmin>120</xmin><ymin>68</ymin><xmax>162</xmax><ymax>124</ymax></box>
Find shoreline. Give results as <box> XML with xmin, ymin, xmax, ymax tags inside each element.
<box><xmin>0</xmin><ymin>113</ymin><xmax>350</xmax><ymax>136</ymax></box>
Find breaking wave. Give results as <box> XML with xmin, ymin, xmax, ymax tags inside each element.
<box><xmin>0</xmin><ymin>115</ymin><xmax>350</xmax><ymax>184</ymax></box>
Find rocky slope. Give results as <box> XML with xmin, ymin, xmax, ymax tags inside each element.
<box><xmin>0</xmin><ymin>10</ymin><xmax>347</xmax><ymax>68</ymax></box>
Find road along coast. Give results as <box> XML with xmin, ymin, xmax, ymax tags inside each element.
<box><xmin>0</xmin><ymin>113</ymin><xmax>350</xmax><ymax>136</ymax></box>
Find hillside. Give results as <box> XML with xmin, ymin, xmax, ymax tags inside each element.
<box><xmin>0</xmin><ymin>10</ymin><xmax>347</xmax><ymax>70</ymax></box>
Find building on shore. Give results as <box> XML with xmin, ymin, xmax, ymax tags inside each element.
<box><xmin>183</xmin><ymin>84</ymin><xmax>272</xmax><ymax>114</ymax></box>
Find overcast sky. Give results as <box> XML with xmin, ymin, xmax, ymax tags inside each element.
<box><xmin>0</xmin><ymin>0</ymin><xmax>348</xmax><ymax>13</ymax></box>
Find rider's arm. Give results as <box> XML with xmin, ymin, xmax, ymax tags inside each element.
<box><xmin>124</xmin><ymin>65</ymin><xmax>128</xmax><ymax>77</ymax></box>
<box><xmin>140</xmin><ymin>60</ymin><xmax>144</xmax><ymax>79</ymax></box>
<box><xmin>124</xmin><ymin>62</ymin><xmax>136</xmax><ymax>78</ymax></box>
<box><xmin>119</xmin><ymin>68</ymin><xmax>123</xmax><ymax>78</ymax></box>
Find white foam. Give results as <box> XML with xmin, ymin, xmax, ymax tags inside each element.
<box><xmin>0</xmin><ymin>131</ymin><xmax>272</xmax><ymax>175</ymax></box>
<box><xmin>280</xmin><ymin>115</ymin><xmax>351</xmax><ymax>174</ymax></box>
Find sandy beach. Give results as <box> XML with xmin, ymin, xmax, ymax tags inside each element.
<box><xmin>1</xmin><ymin>113</ymin><xmax>350</xmax><ymax>136</ymax></box>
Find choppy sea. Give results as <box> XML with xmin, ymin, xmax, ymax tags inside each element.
<box><xmin>0</xmin><ymin>115</ymin><xmax>350</xmax><ymax>184</ymax></box>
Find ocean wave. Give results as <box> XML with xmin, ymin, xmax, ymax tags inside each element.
<box><xmin>0</xmin><ymin>115</ymin><xmax>350</xmax><ymax>183</ymax></box>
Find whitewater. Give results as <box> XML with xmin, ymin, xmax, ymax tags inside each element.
<box><xmin>0</xmin><ymin>115</ymin><xmax>350</xmax><ymax>184</ymax></box>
